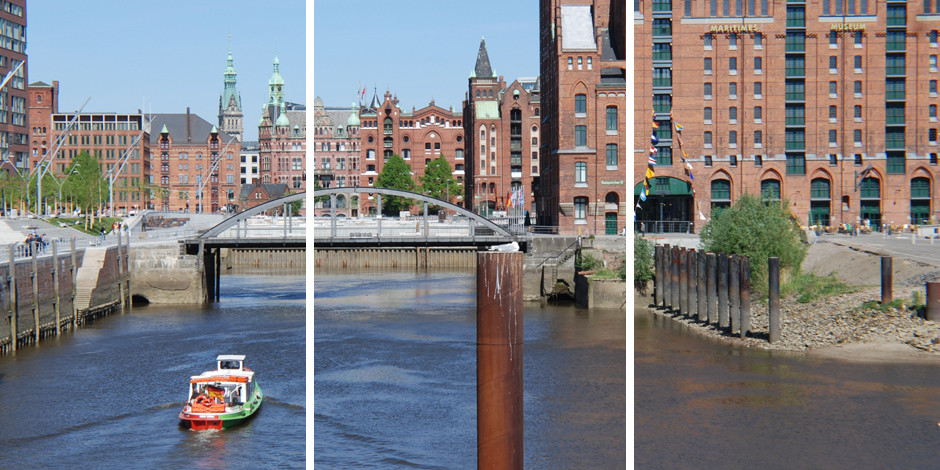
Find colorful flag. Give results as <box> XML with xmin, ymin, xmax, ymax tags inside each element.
<box><xmin>651</xmin><ymin>112</ymin><xmax>659</xmax><ymax>128</ymax></box>
<box><xmin>651</xmin><ymin>133</ymin><xmax>659</xmax><ymax>145</ymax></box>
<box><xmin>506</xmin><ymin>191</ymin><xmax>512</xmax><ymax>208</ymax></box>
<box><xmin>650</xmin><ymin>146</ymin><xmax>658</xmax><ymax>154</ymax></box>
<box><xmin>684</xmin><ymin>160</ymin><xmax>693</xmax><ymax>171</ymax></box>
<box><xmin>675</xmin><ymin>123</ymin><xmax>683</xmax><ymax>133</ymax></box>
<box><xmin>649</xmin><ymin>155</ymin><xmax>658</xmax><ymax>166</ymax></box>
<box><xmin>361</xmin><ymin>87</ymin><xmax>366</xmax><ymax>98</ymax></box>
<box><xmin>639</xmin><ymin>190</ymin><xmax>647</xmax><ymax>202</ymax></box>
<box><xmin>646</xmin><ymin>167</ymin><xmax>655</xmax><ymax>179</ymax></box>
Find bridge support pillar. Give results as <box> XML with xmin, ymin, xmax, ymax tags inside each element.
<box><xmin>476</xmin><ymin>251</ymin><xmax>523</xmax><ymax>469</ymax></box>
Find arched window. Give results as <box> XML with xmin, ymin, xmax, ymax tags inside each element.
<box><xmin>911</xmin><ymin>177</ymin><xmax>931</xmax><ymax>225</ymax></box>
<box><xmin>760</xmin><ymin>179</ymin><xmax>780</xmax><ymax>200</ymax></box>
<box><xmin>711</xmin><ymin>179</ymin><xmax>731</xmax><ymax>210</ymax></box>
<box><xmin>810</xmin><ymin>178</ymin><xmax>831</xmax><ymax>226</ymax></box>
<box><xmin>575</xmin><ymin>94</ymin><xmax>587</xmax><ymax>115</ymax></box>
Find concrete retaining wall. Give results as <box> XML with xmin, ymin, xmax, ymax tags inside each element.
<box><xmin>129</xmin><ymin>243</ymin><xmax>204</xmax><ymax>304</ymax></box>
<box><xmin>225</xmin><ymin>248</ymin><xmax>305</xmax><ymax>273</ymax></box>
<box><xmin>575</xmin><ymin>272</ymin><xmax>627</xmax><ymax>309</ymax></box>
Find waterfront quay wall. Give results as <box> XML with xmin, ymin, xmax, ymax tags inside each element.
<box><xmin>313</xmin><ymin>247</ymin><xmax>477</xmax><ymax>270</ymax></box>
<box><xmin>1</xmin><ymin>243</ymin><xmax>128</xmax><ymax>355</ymax></box>
<box><xmin>128</xmin><ymin>243</ymin><xmax>204</xmax><ymax>304</ymax></box>
<box><xmin>313</xmin><ymin>235</ymin><xmax>627</xmax><ymax>302</ymax></box>
<box><xmin>224</xmin><ymin>248</ymin><xmax>305</xmax><ymax>273</ymax></box>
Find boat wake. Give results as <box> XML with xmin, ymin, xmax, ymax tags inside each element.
<box><xmin>0</xmin><ymin>402</ymin><xmax>187</xmax><ymax>446</ymax></box>
<box><xmin>262</xmin><ymin>396</ymin><xmax>305</xmax><ymax>411</ymax></box>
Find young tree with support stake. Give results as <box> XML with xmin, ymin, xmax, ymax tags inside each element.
<box><xmin>375</xmin><ymin>154</ymin><xmax>415</xmax><ymax>216</ymax></box>
<box><xmin>62</xmin><ymin>151</ymin><xmax>107</xmax><ymax>229</ymax></box>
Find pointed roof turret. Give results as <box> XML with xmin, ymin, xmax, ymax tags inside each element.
<box><xmin>161</xmin><ymin>123</ymin><xmax>168</xmax><ymax>134</ymax></box>
<box><xmin>368</xmin><ymin>88</ymin><xmax>382</xmax><ymax>110</ymax></box>
<box><xmin>474</xmin><ymin>37</ymin><xmax>494</xmax><ymax>78</ymax></box>
<box><xmin>268</xmin><ymin>55</ymin><xmax>285</xmax><ymax>106</ymax></box>
<box><xmin>220</xmin><ymin>46</ymin><xmax>242</xmax><ymax>111</ymax></box>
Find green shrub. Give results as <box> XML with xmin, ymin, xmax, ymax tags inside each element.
<box><xmin>701</xmin><ymin>194</ymin><xmax>807</xmax><ymax>295</ymax></box>
<box><xmin>634</xmin><ymin>232</ymin><xmax>655</xmax><ymax>283</ymax></box>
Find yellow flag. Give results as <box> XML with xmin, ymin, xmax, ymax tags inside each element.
<box><xmin>646</xmin><ymin>167</ymin><xmax>655</xmax><ymax>179</ymax></box>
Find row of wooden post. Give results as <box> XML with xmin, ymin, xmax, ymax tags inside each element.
<box><xmin>3</xmin><ymin>233</ymin><xmax>128</xmax><ymax>355</ymax></box>
<box><xmin>654</xmin><ymin>245</ymin><xmax>760</xmax><ymax>340</ymax></box>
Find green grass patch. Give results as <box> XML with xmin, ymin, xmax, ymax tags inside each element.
<box><xmin>780</xmin><ymin>272</ymin><xmax>857</xmax><ymax>303</ymax></box>
<box><xmin>45</xmin><ymin>216</ymin><xmax>120</xmax><ymax>236</ymax></box>
<box><xmin>857</xmin><ymin>291</ymin><xmax>925</xmax><ymax>314</ymax></box>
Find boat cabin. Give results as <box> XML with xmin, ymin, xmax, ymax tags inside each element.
<box><xmin>217</xmin><ymin>354</ymin><xmax>246</xmax><ymax>371</ymax></box>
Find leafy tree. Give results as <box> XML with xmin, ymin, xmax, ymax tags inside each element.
<box><xmin>313</xmin><ymin>179</ymin><xmax>329</xmax><ymax>205</ymax></box>
<box><xmin>375</xmin><ymin>154</ymin><xmax>415</xmax><ymax>215</ymax></box>
<box><xmin>700</xmin><ymin>194</ymin><xmax>807</xmax><ymax>293</ymax></box>
<box><xmin>0</xmin><ymin>170</ymin><xmax>26</xmax><ymax>214</ymax></box>
<box><xmin>419</xmin><ymin>154</ymin><xmax>460</xmax><ymax>213</ymax></box>
<box><xmin>634</xmin><ymin>232</ymin><xmax>655</xmax><ymax>285</ymax></box>
<box><xmin>62</xmin><ymin>151</ymin><xmax>107</xmax><ymax>218</ymax></box>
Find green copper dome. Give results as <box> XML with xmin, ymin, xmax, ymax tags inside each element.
<box><xmin>346</xmin><ymin>103</ymin><xmax>360</xmax><ymax>127</ymax></box>
<box><xmin>276</xmin><ymin>102</ymin><xmax>290</xmax><ymax>126</ymax></box>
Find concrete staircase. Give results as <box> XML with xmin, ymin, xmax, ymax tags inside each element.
<box><xmin>74</xmin><ymin>247</ymin><xmax>107</xmax><ymax>310</ymax></box>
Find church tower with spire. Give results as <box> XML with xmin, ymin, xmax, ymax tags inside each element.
<box><xmin>218</xmin><ymin>44</ymin><xmax>243</xmax><ymax>142</ymax></box>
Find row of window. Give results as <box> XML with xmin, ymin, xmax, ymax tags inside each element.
<box><xmin>567</xmin><ymin>56</ymin><xmax>592</xmax><ymax>71</ymax></box>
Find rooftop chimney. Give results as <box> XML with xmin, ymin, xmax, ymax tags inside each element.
<box><xmin>186</xmin><ymin>107</ymin><xmax>191</xmax><ymax>142</ymax></box>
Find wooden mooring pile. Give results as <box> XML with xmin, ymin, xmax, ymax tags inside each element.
<box><xmin>1</xmin><ymin>234</ymin><xmax>129</xmax><ymax>356</ymax></box>
<box><xmin>653</xmin><ymin>244</ymin><xmax>763</xmax><ymax>340</ymax></box>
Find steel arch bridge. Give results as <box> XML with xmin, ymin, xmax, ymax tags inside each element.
<box><xmin>312</xmin><ymin>187</ymin><xmax>527</xmax><ymax>250</ymax></box>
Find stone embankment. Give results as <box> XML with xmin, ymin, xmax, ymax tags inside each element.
<box><xmin>642</xmin><ymin>237</ymin><xmax>940</xmax><ymax>358</ymax></box>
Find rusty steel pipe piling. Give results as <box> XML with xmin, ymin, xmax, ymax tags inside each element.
<box><xmin>477</xmin><ymin>252</ymin><xmax>524</xmax><ymax>469</ymax></box>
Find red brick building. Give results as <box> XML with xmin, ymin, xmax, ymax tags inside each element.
<box><xmin>28</xmin><ymin>80</ymin><xmax>153</xmax><ymax>214</ymax></box>
<box><xmin>238</xmin><ymin>182</ymin><xmax>289</xmax><ymax>212</ymax></box>
<box><xmin>258</xmin><ymin>57</ymin><xmax>306</xmax><ymax>192</ymax></box>
<box><xmin>150</xmin><ymin>109</ymin><xmax>241</xmax><ymax>213</ymax></box>
<box><xmin>538</xmin><ymin>0</ymin><xmax>628</xmax><ymax>235</ymax></box>
<box><xmin>0</xmin><ymin>0</ymin><xmax>27</xmax><ymax>173</ymax></box>
<box><xmin>463</xmin><ymin>38</ymin><xmax>541</xmax><ymax>216</ymax></box>
<box><xmin>635</xmin><ymin>0</ymin><xmax>940</xmax><ymax>232</ymax></box>
<box><xmin>357</xmin><ymin>90</ymin><xmax>465</xmax><ymax>215</ymax></box>
<box><xmin>312</xmin><ymin>98</ymin><xmax>361</xmax><ymax>216</ymax></box>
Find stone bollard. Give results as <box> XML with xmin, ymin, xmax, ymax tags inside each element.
<box><xmin>718</xmin><ymin>253</ymin><xmax>729</xmax><ymax>329</ymax></box>
<box><xmin>697</xmin><ymin>250</ymin><xmax>706</xmax><ymax>322</ymax></box>
<box><xmin>881</xmin><ymin>256</ymin><xmax>892</xmax><ymax>305</ymax></box>
<box><xmin>729</xmin><ymin>255</ymin><xmax>740</xmax><ymax>334</ymax></box>
<box><xmin>927</xmin><ymin>281</ymin><xmax>940</xmax><ymax>322</ymax></box>
<box><xmin>740</xmin><ymin>257</ymin><xmax>750</xmax><ymax>338</ymax></box>
<box><xmin>706</xmin><ymin>252</ymin><xmax>717</xmax><ymax>325</ymax></box>
<box><xmin>768</xmin><ymin>257</ymin><xmax>781</xmax><ymax>343</ymax></box>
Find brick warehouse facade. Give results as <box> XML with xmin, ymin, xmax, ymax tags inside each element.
<box><xmin>0</xmin><ymin>0</ymin><xmax>27</xmax><ymax>173</ymax></box>
<box><xmin>358</xmin><ymin>90</ymin><xmax>465</xmax><ymax>215</ymax></box>
<box><xmin>258</xmin><ymin>56</ymin><xmax>306</xmax><ymax>192</ymax></box>
<box><xmin>635</xmin><ymin>0</ymin><xmax>940</xmax><ymax>232</ymax></box>
<box><xmin>539</xmin><ymin>0</ymin><xmax>628</xmax><ymax>235</ymax></box>
<box><xmin>29</xmin><ymin>80</ymin><xmax>152</xmax><ymax>214</ymax></box>
<box><xmin>463</xmin><ymin>38</ymin><xmax>542</xmax><ymax>217</ymax></box>
<box><xmin>149</xmin><ymin>110</ymin><xmax>240</xmax><ymax>213</ymax></box>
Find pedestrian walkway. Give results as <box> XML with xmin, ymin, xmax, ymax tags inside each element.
<box><xmin>814</xmin><ymin>232</ymin><xmax>940</xmax><ymax>269</ymax></box>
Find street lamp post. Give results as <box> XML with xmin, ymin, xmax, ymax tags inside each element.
<box><xmin>51</xmin><ymin>164</ymin><xmax>81</xmax><ymax>215</ymax></box>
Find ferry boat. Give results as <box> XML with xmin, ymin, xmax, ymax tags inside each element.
<box><xmin>179</xmin><ymin>355</ymin><xmax>263</xmax><ymax>430</ymax></box>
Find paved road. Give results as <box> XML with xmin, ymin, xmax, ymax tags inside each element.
<box><xmin>814</xmin><ymin>232</ymin><xmax>940</xmax><ymax>268</ymax></box>
<box><xmin>0</xmin><ymin>217</ymin><xmax>97</xmax><ymax>247</ymax></box>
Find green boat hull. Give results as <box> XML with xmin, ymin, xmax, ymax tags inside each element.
<box><xmin>180</xmin><ymin>381</ymin><xmax>263</xmax><ymax>430</ymax></box>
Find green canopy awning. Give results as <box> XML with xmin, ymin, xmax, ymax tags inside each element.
<box><xmin>634</xmin><ymin>177</ymin><xmax>693</xmax><ymax>196</ymax></box>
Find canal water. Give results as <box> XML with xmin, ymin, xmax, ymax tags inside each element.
<box><xmin>314</xmin><ymin>269</ymin><xmax>627</xmax><ymax>468</ymax></box>
<box><xmin>636</xmin><ymin>308</ymin><xmax>940</xmax><ymax>468</ymax></box>
<box><xmin>0</xmin><ymin>274</ymin><xmax>305</xmax><ymax>469</ymax></box>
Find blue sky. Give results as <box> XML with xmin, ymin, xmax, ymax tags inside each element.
<box><xmin>313</xmin><ymin>1</ymin><xmax>539</xmax><ymax>111</ymax></box>
<box><xmin>26</xmin><ymin>0</ymin><xmax>306</xmax><ymax>142</ymax></box>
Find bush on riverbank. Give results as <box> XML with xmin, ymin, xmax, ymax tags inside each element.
<box><xmin>634</xmin><ymin>233</ymin><xmax>654</xmax><ymax>288</ymax></box>
<box><xmin>578</xmin><ymin>252</ymin><xmax>625</xmax><ymax>280</ymax></box>
<box><xmin>701</xmin><ymin>194</ymin><xmax>807</xmax><ymax>296</ymax></box>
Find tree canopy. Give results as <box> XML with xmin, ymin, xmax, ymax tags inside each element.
<box><xmin>700</xmin><ymin>194</ymin><xmax>807</xmax><ymax>291</ymax></box>
<box><xmin>375</xmin><ymin>154</ymin><xmax>415</xmax><ymax>215</ymax></box>
<box><xmin>62</xmin><ymin>151</ymin><xmax>106</xmax><ymax>214</ymax></box>
<box><xmin>420</xmin><ymin>154</ymin><xmax>460</xmax><ymax>212</ymax></box>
